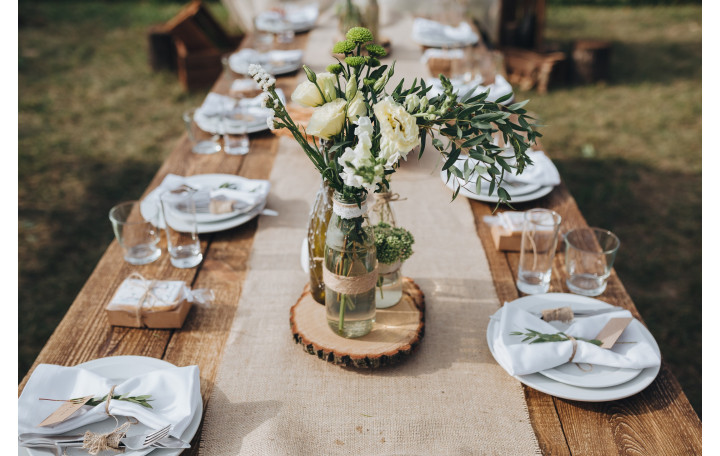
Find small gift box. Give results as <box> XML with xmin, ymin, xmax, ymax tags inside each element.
<box><xmin>105</xmin><ymin>274</ymin><xmax>213</xmax><ymax>328</ymax></box>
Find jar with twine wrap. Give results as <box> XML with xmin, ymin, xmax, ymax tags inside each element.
<box><xmin>369</xmin><ymin>184</ymin><xmax>403</xmax><ymax>227</ymax></box>
<box><xmin>324</xmin><ymin>192</ymin><xmax>377</xmax><ymax>338</ymax></box>
<box><xmin>307</xmin><ymin>177</ymin><xmax>335</xmax><ymax>304</ymax></box>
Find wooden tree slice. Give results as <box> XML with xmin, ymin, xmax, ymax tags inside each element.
<box><xmin>290</xmin><ymin>277</ymin><xmax>425</xmax><ymax>368</ymax></box>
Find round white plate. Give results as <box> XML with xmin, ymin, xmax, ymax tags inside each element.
<box><xmin>194</xmin><ymin>110</ymin><xmax>269</xmax><ymax>136</ymax></box>
<box><xmin>21</xmin><ymin>356</ymin><xmax>202</xmax><ymax>456</ymax></box>
<box><xmin>230</xmin><ymin>58</ymin><xmax>302</xmax><ymax>77</ymax></box>
<box><xmin>254</xmin><ymin>14</ymin><xmax>316</xmax><ymax>33</ymax></box>
<box><xmin>487</xmin><ymin>293</ymin><xmax>662</xmax><ymax>402</ymax></box>
<box><xmin>194</xmin><ymin>199</ymin><xmax>266</xmax><ymax>234</ymax></box>
<box><xmin>441</xmin><ymin>169</ymin><xmax>553</xmax><ymax>203</ymax></box>
<box><xmin>141</xmin><ymin>174</ymin><xmax>269</xmax><ymax>227</ymax></box>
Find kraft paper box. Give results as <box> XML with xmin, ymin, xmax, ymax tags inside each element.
<box><xmin>106</xmin><ymin>278</ymin><xmax>191</xmax><ymax>329</ymax></box>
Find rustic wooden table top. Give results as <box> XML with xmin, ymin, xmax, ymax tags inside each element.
<box><xmin>19</xmin><ymin>32</ymin><xmax>701</xmax><ymax>455</ymax></box>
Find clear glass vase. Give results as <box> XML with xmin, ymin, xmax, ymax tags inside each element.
<box><xmin>369</xmin><ymin>186</ymin><xmax>398</xmax><ymax>227</ymax></box>
<box><xmin>307</xmin><ymin>179</ymin><xmax>334</xmax><ymax>304</ymax></box>
<box><xmin>375</xmin><ymin>261</ymin><xmax>403</xmax><ymax>309</ymax></box>
<box><xmin>324</xmin><ymin>193</ymin><xmax>376</xmax><ymax>338</ymax></box>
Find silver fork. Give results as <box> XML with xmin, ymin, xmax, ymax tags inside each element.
<box><xmin>119</xmin><ymin>423</ymin><xmax>171</xmax><ymax>450</ymax></box>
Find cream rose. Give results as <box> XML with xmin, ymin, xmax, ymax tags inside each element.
<box><xmin>291</xmin><ymin>73</ymin><xmax>337</xmax><ymax>107</ymax></box>
<box><xmin>347</xmin><ymin>93</ymin><xmax>367</xmax><ymax>122</ymax></box>
<box><xmin>374</xmin><ymin>98</ymin><xmax>420</xmax><ymax>155</ymax></box>
<box><xmin>306</xmin><ymin>98</ymin><xmax>347</xmax><ymax>140</ymax></box>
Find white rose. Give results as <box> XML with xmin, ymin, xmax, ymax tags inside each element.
<box><xmin>306</xmin><ymin>98</ymin><xmax>347</xmax><ymax>140</ymax></box>
<box><xmin>374</xmin><ymin>98</ymin><xmax>421</xmax><ymax>155</ymax></box>
<box><xmin>347</xmin><ymin>93</ymin><xmax>367</xmax><ymax>121</ymax></box>
<box><xmin>291</xmin><ymin>72</ymin><xmax>337</xmax><ymax>107</ymax></box>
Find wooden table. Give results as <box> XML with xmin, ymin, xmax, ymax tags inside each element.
<box><xmin>19</xmin><ymin>32</ymin><xmax>701</xmax><ymax>455</ymax></box>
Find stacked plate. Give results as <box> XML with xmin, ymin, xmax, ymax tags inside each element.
<box><xmin>228</xmin><ymin>49</ymin><xmax>304</xmax><ymax>76</ymax></box>
<box><xmin>193</xmin><ymin>91</ymin><xmax>285</xmax><ymax>136</ymax></box>
<box><xmin>141</xmin><ymin>174</ymin><xmax>271</xmax><ymax>234</ymax></box>
<box><xmin>254</xmin><ymin>4</ymin><xmax>319</xmax><ymax>33</ymax></box>
<box><xmin>487</xmin><ymin>294</ymin><xmax>662</xmax><ymax>402</ymax></box>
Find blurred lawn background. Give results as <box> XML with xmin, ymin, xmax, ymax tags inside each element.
<box><xmin>18</xmin><ymin>1</ymin><xmax>701</xmax><ymax>416</ymax></box>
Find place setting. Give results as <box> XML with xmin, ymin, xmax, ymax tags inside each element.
<box><xmin>441</xmin><ymin>146</ymin><xmax>561</xmax><ymax>204</ymax></box>
<box><xmin>227</xmin><ymin>48</ymin><xmax>304</xmax><ymax>76</ymax></box>
<box><xmin>254</xmin><ymin>2</ymin><xmax>319</xmax><ymax>35</ymax></box>
<box><xmin>18</xmin><ymin>356</ymin><xmax>202</xmax><ymax>456</ymax></box>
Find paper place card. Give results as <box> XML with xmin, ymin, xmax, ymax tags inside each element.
<box><xmin>595</xmin><ymin>317</ymin><xmax>633</xmax><ymax>349</ymax></box>
<box><xmin>39</xmin><ymin>395</ymin><xmax>93</xmax><ymax>427</ymax></box>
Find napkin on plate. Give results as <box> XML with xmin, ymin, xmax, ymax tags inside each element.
<box><xmin>18</xmin><ymin>364</ymin><xmax>200</xmax><ymax>437</ymax></box>
<box><xmin>490</xmin><ymin>305</ymin><xmax>661</xmax><ymax>376</ymax></box>
<box><xmin>412</xmin><ymin>18</ymin><xmax>479</xmax><ymax>47</ymax></box>
<box><xmin>228</xmin><ymin>49</ymin><xmax>303</xmax><ymax>74</ymax></box>
<box><xmin>505</xmin><ymin>150</ymin><xmax>561</xmax><ymax>187</ymax></box>
<box><xmin>426</xmin><ymin>74</ymin><xmax>514</xmax><ymax>104</ymax></box>
<box><xmin>142</xmin><ymin>174</ymin><xmax>270</xmax><ymax>220</ymax></box>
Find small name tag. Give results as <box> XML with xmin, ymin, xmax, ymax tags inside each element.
<box><xmin>595</xmin><ymin>317</ymin><xmax>633</xmax><ymax>349</ymax></box>
<box><xmin>39</xmin><ymin>395</ymin><xmax>93</xmax><ymax>427</ymax></box>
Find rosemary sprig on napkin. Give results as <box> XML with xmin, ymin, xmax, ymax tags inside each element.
<box><xmin>70</xmin><ymin>393</ymin><xmax>154</xmax><ymax>409</ymax></box>
<box><xmin>511</xmin><ymin>329</ymin><xmax>602</xmax><ymax>346</ymax></box>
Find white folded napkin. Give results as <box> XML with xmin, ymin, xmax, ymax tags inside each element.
<box><xmin>229</xmin><ymin>49</ymin><xmax>303</xmax><ymax>74</ymax></box>
<box><xmin>427</xmin><ymin>74</ymin><xmax>514</xmax><ymax>104</ymax></box>
<box><xmin>505</xmin><ymin>150</ymin><xmax>561</xmax><ymax>186</ymax></box>
<box><xmin>491</xmin><ymin>305</ymin><xmax>661</xmax><ymax>376</ymax></box>
<box><xmin>145</xmin><ymin>173</ymin><xmax>269</xmax><ymax>211</ymax></box>
<box><xmin>18</xmin><ymin>364</ymin><xmax>200</xmax><ymax>437</ymax></box>
<box><xmin>412</xmin><ymin>18</ymin><xmax>478</xmax><ymax>46</ymax></box>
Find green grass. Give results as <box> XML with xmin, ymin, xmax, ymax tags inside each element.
<box><xmin>18</xmin><ymin>2</ymin><xmax>701</xmax><ymax>416</ymax></box>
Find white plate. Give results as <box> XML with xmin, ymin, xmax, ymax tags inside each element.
<box><xmin>441</xmin><ymin>169</ymin><xmax>553</xmax><ymax>203</ymax></box>
<box><xmin>487</xmin><ymin>293</ymin><xmax>662</xmax><ymax>402</ymax></box>
<box><xmin>21</xmin><ymin>356</ymin><xmax>202</xmax><ymax>456</ymax></box>
<box><xmin>141</xmin><ymin>174</ymin><xmax>269</xmax><ymax>226</ymax></box>
<box><xmin>194</xmin><ymin>199</ymin><xmax>266</xmax><ymax>234</ymax></box>
<box><xmin>194</xmin><ymin>110</ymin><xmax>270</xmax><ymax>136</ymax></box>
<box><xmin>230</xmin><ymin>58</ymin><xmax>302</xmax><ymax>77</ymax></box>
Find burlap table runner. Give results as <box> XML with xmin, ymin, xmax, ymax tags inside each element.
<box><xmin>200</xmin><ymin>12</ymin><xmax>540</xmax><ymax>456</ymax></box>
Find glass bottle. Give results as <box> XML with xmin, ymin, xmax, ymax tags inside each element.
<box><xmin>369</xmin><ymin>184</ymin><xmax>398</xmax><ymax>227</ymax></box>
<box><xmin>307</xmin><ymin>178</ymin><xmax>334</xmax><ymax>304</ymax></box>
<box><xmin>324</xmin><ymin>193</ymin><xmax>376</xmax><ymax>338</ymax></box>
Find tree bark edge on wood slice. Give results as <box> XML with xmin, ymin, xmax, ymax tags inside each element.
<box><xmin>290</xmin><ymin>277</ymin><xmax>425</xmax><ymax>368</ymax></box>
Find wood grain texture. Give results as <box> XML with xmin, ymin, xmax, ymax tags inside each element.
<box><xmin>290</xmin><ymin>277</ymin><xmax>425</xmax><ymax>368</ymax></box>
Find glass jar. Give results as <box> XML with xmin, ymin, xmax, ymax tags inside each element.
<box><xmin>307</xmin><ymin>178</ymin><xmax>334</xmax><ymax>304</ymax></box>
<box><xmin>336</xmin><ymin>0</ymin><xmax>379</xmax><ymax>41</ymax></box>
<box><xmin>375</xmin><ymin>260</ymin><xmax>403</xmax><ymax>309</ymax></box>
<box><xmin>369</xmin><ymin>185</ymin><xmax>398</xmax><ymax>227</ymax></box>
<box><xmin>324</xmin><ymin>193</ymin><xmax>376</xmax><ymax>338</ymax></box>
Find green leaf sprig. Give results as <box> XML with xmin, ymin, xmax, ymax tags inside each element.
<box><xmin>511</xmin><ymin>329</ymin><xmax>602</xmax><ymax>346</ymax></box>
<box><xmin>72</xmin><ymin>393</ymin><xmax>154</xmax><ymax>409</ymax></box>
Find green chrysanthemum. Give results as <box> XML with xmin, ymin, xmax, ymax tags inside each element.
<box><xmin>332</xmin><ymin>40</ymin><xmax>356</xmax><ymax>54</ymax></box>
<box><xmin>366</xmin><ymin>57</ymin><xmax>381</xmax><ymax>68</ymax></box>
<box><xmin>326</xmin><ymin>63</ymin><xmax>343</xmax><ymax>75</ymax></box>
<box><xmin>345</xmin><ymin>56</ymin><xmax>366</xmax><ymax>68</ymax></box>
<box><xmin>365</xmin><ymin>44</ymin><xmax>387</xmax><ymax>57</ymax></box>
<box><xmin>346</xmin><ymin>26</ymin><xmax>374</xmax><ymax>44</ymax></box>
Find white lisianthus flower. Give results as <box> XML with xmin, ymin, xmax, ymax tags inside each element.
<box><xmin>339</xmin><ymin>117</ymin><xmax>382</xmax><ymax>190</ymax></box>
<box><xmin>374</xmin><ymin>98</ymin><xmax>421</xmax><ymax>157</ymax></box>
<box><xmin>305</xmin><ymin>98</ymin><xmax>347</xmax><ymax>140</ymax></box>
<box><xmin>404</xmin><ymin>94</ymin><xmax>420</xmax><ymax>113</ymax></box>
<box><xmin>378</xmin><ymin>136</ymin><xmax>403</xmax><ymax>169</ymax></box>
<box><xmin>347</xmin><ymin>93</ymin><xmax>367</xmax><ymax>122</ymax></box>
<box><xmin>291</xmin><ymin>72</ymin><xmax>337</xmax><ymax>107</ymax></box>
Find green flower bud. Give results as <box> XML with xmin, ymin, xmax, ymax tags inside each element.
<box><xmin>303</xmin><ymin>65</ymin><xmax>317</xmax><ymax>83</ymax></box>
<box><xmin>332</xmin><ymin>40</ymin><xmax>356</xmax><ymax>55</ymax></box>
<box><xmin>404</xmin><ymin>94</ymin><xmax>420</xmax><ymax>113</ymax></box>
<box><xmin>420</xmin><ymin>96</ymin><xmax>429</xmax><ymax>111</ymax></box>
<box><xmin>363</xmin><ymin>77</ymin><xmax>377</xmax><ymax>86</ymax></box>
<box><xmin>365</xmin><ymin>44</ymin><xmax>387</xmax><ymax>58</ymax></box>
<box><xmin>345</xmin><ymin>56</ymin><xmax>366</xmax><ymax>68</ymax></box>
<box><xmin>373</xmin><ymin>73</ymin><xmax>389</xmax><ymax>92</ymax></box>
<box><xmin>345</xmin><ymin>74</ymin><xmax>358</xmax><ymax>102</ymax></box>
<box><xmin>346</xmin><ymin>26</ymin><xmax>374</xmax><ymax>44</ymax></box>
<box><xmin>326</xmin><ymin>63</ymin><xmax>343</xmax><ymax>75</ymax></box>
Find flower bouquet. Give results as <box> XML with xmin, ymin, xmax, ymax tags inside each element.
<box><xmin>249</xmin><ymin>26</ymin><xmax>540</xmax><ymax>337</ymax></box>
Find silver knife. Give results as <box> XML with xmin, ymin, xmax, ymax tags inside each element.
<box><xmin>19</xmin><ymin>433</ymin><xmax>190</xmax><ymax>450</ymax></box>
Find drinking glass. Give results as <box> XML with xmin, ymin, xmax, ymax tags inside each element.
<box><xmin>564</xmin><ymin>227</ymin><xmax>620</xmax><ymax>296</ymax></box>
<box><xmin>109</xmin><ymin>201</ymin><xmax>162</xmax><ymax>265</ymax></box>
<box><xmin>160</xmin><ymin>188</ymin><xmax>203</xmax><ymax>268</ymax></box>
<box><xmin>517</xmin><ymin>209</ymin><xmax>562</xmax><ymax>294</ymax></box>
<box><xmin>183</xmin><ymin>108</ymin><xmax>221</xmax><ymax>155</ymax></box>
